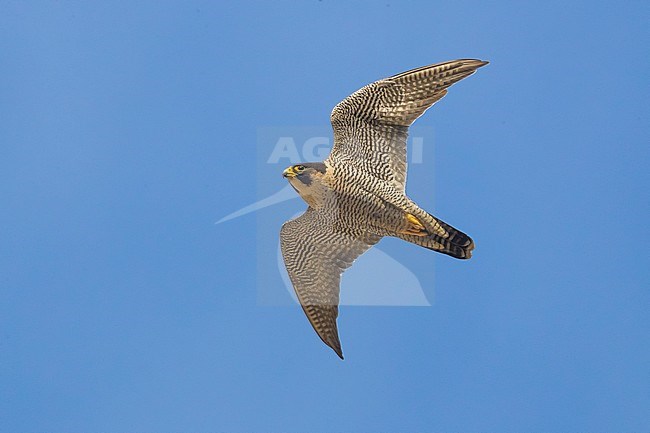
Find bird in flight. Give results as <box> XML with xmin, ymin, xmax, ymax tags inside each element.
<box><xmin>280</xmin><ymin>59</ymin><xmax>488</xmax><ymax>359</ymax></box>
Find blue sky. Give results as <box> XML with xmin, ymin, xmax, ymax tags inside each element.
<box><xmin>1</xmin><ymin>1</ymin><xmax>648</xmax><ymax>432</ymax></box>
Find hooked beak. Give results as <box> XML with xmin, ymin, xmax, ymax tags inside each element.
<box><xmin>283</xmin><ymin>166</ymin><xmax>296</xmax><ymax>178</ymax></box>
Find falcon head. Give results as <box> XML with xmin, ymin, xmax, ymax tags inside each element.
<box><xmin>282</xmin><ymin>162</ymin><xmax>329</xmax><ymax>207</ymax></box>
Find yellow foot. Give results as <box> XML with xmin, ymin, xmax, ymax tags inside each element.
<box><xmin>401</xmin><ymin>213</ymin><xmax>428</xmax><ymax>237</ymax></box>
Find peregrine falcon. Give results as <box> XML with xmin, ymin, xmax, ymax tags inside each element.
<box><xmin>280</xmin><ymin>59</ymin><xmax>488</xmax><ymax>359</ymax></box>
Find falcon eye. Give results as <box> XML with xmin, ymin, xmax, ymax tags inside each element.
<box><xmin>295</xmin><ymin>165</ymin><xmax>306</xmax><ymax>172</ymax></box>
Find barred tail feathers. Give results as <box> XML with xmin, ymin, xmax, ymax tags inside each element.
<box><xmin>397</xmin><ymin>212</ymin><xmax>474</xmax><ymax>259</ymax></box>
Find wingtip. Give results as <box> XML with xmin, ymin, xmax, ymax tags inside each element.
<box><xmin>465</xmin><ymin>59</ymin><xmax>489</xmax><ymax>68</ymax></box>
<box><xmin>462</xmin><ymin>58</ymin><xmax>489</xmax><ymax>68</ymax></box>
<box><xmin>320</xmin><ymin>339</ymin><xmax>345</xmax><ymax>360</ymax></box>
<box><xmin>328</xmin><ymin>341</ymin><xmax>344</xmax><ymax>360</ymax></box>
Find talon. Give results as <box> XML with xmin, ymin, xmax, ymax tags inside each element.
<box><xmin>400</xmin><ymin>213</ymin><xmax>428</xmax><ymax>237</ymax></box>
<box><xmin>405</xmin><ymin>213</ymin><xmax>425</xmax><ymax>230</ymax></box>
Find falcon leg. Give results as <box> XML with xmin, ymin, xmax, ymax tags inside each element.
<box><xmin>400</xmin><ymin>213</ymin><xmax>428</xmax><ymax>237</ymax></box>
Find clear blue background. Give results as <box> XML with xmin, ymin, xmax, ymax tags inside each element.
<box><xmin>1</xmin><ymin>1</ymin><xmax>648</xmax><ymax>432</ymax></box>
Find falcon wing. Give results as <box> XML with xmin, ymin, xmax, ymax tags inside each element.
<box><xmin>328</xmin><ymin>59</ymin><xmax>488</xmax><ymax>190</ymax></box>
<box><xmin>280</xmin><ymin>208</ymin><xmax>381</xmax><ymax>359</ymax></box>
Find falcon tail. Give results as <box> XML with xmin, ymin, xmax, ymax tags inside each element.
<box><xmin>396</xmin><ymin>214</ymin><xmax>474</xmax><ymax>259</ymax></box>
